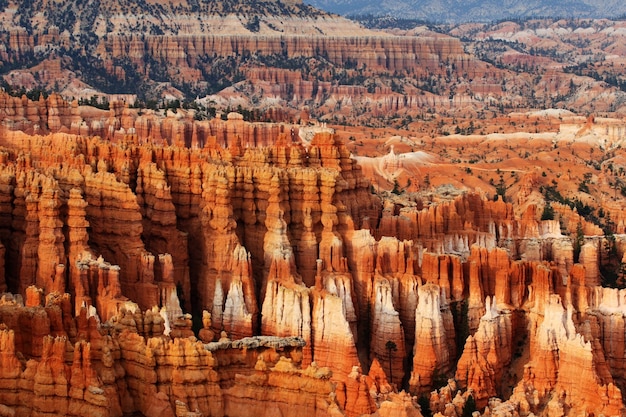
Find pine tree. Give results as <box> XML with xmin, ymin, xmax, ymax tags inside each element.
<box><xmin>385</xmin><ymin>340</ymin><xmax>397</xmax><ymax>383</ymax></box>
<box><xmin>462</xmin><ymin>395</ymin><xmax>476</xmax><ymax>417</ymax></box>
<box><xmin>541</xmin><ymin>202</ymin><xmax>554</xmax><ymax>220</ymax></box>
<box><xmin>573</xmin><ymin>222</ymin><xmax>584</xmax><ymax>263</ymax></box>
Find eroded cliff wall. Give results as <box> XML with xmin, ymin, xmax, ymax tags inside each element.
<box><xmin>0</xmin><ymin>94</ymin><xmax>625</xmax><ymax>417</ymax></box>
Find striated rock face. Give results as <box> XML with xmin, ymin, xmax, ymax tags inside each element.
<box><xmin>261</xmin><ymin>278</ymin><xmax>312</xmax><ymax>363</ymax></box>
<box><xmin>409</xmin><ymin>284</ymin><xmax>454</xmax><ymax>394</ymax></box>
<box><xmin>370</xmin><ymin>276</ymin><xmax>406</xmax><ymax>385</ymax></box>
<box><xmin>118</xmin><ymin>331</ymin><xmax>222</xmax><ymax>417</ymax></box>
<box><xmin>510</xmin><ymin>295</ymin><xmax>623</xmax><ymax>417</ymax></box>
<box><xmin>102</xmin><ymin>34</ymin><xmax>466</xmax><ymax>76</ymax></box>
<box><xmin>3</xmin><ymin>93</ymin><xmax>626</xmax><ymax>417</ymax></box>
<box><xmin>0</xmin><ymin>318</ymin><xmax>110</xmax><ymax>417</ymax></box>
<box><xmin>454</xmin><ymin>296</ymin><xmax>512</xmax><ymax>408</ymax></box>
<box><xmin>311</xmin><ymin>288</ymin><xmax>360</xmax><ymax>383</ymax></box>
<box><xmin>2</xmin><ymin>0</ymin><xmax>626</xmax><ymax>128</ymax></box>
<box><xmin>0</xmin><ymin>5</ymin><xmax>496</xmax><ymax>123</ymax></box>
<box><xmin>223</xmin><ymin>356</ymin><xmax>338</xmax><ymax>417</ymax></box>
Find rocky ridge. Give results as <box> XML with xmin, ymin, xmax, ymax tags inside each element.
<box><xmin>3</xmin><ymin>1</ymin><xmax>626</xmax><ymax>126</ymax></box>
<box><xmin>310</xmin><ymin>0</ymin><xmax>626</xmax><ymax>23</ymax></box>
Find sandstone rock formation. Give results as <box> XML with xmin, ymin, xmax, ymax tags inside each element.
<box><xmin>409</xmin><ymin>284</ymin><xmax>454</xmax><ymax>395</ymax></box>
<box><xmin>2</xmin><ymin>93</ymin><xmax>626</xmax><ymax>417</ymax></box>
<box><xmin>510</xmin><ymin>295</ymin><xmax>623</xmax><ymax>417</ymax></box>
<box><xmin>454</xmin><ymin>296</ymin><xmax>512</xmax><ymax>408</ymax></box>
<box><xmin>6</xmin><ymin>3</ymin><xmax>626</xmax><ymax>131</ymax></box>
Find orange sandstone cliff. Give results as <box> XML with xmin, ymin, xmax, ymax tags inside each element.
<box><xmin>0</xmin><ymin>93</ymin><xmax>625</xmax><ymax>416</ymax></box>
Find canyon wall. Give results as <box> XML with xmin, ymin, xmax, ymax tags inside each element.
<box><xmin>0</xmin><ymin>21</ymin><xmax>514</xmax><ymax>121</ymax></box>
<box><xmin>0</xmin><ymin>94</ymin><xmax>625</xmax><ymax>416</ymax></box>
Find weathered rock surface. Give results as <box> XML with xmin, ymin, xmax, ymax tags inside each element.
<box><xmin>409</xmin><ymin>284</ymin><xmax>454</xmax><ymax>394</ymax></box>
<box><xmin>509</xmin><ymin>295</ymin><xmax>623</xmax><ymax>417</ymax></box>
<box><xmin>2</xmin><ymin>93</ymin><xmax>626</xmax><ymax>417</ymax></box>
<box><xmin>455</xmin><ymin>297</ymin><xmax>512</xmax><ymax>408</ymax></box>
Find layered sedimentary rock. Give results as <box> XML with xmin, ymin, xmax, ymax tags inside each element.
<box><xmin>311</xmin><ymin>287</ymin><xmax>360</xmax><ymax>383</ymax></box>
<box><xmin>3</xmin><ymin>2</ymin><xmax>626</xmax><ymax>123</ymax></box>
<box><xmin>510</xmin><ymin>295</ymin><xmax>623</xmax><ymax>417</ymax></box>
<box><xmin>0</xmin><ymin>22</ymin><xmax>490</xmax><ymax>127</ymax></box>
<box><xmin>223</xmin><ymin>355</ymin><xmax>338</xmax><ymax>417</ymax></box>
<box><xmin>409</xmin><ymin>284</ymin><xmax>454</xmax><ymax>394</ymax></box>
<box><xmin>370</xmin><ymin>276</ymin><xmax>406</xmax><ymax>386</ymax></box>
<box><xmin>2</xmin><ymin>93</ymin><xmax>626</xmax><ymax>417</ymax></box>
<box><xmin>454</xmin><ymin>297</ymin><xmax>512</xmax><ymax>408</ymax></box>
<box><xmin>102</xmin><ymin>34</ymin><xmax>467</xmax><ymax>75</ymax></box>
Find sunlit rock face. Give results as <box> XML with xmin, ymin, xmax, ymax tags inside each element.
<box><xmin>0</xmin><ymin>93</ymin><xmax>625</xmax><ymax>417</ymax></box>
